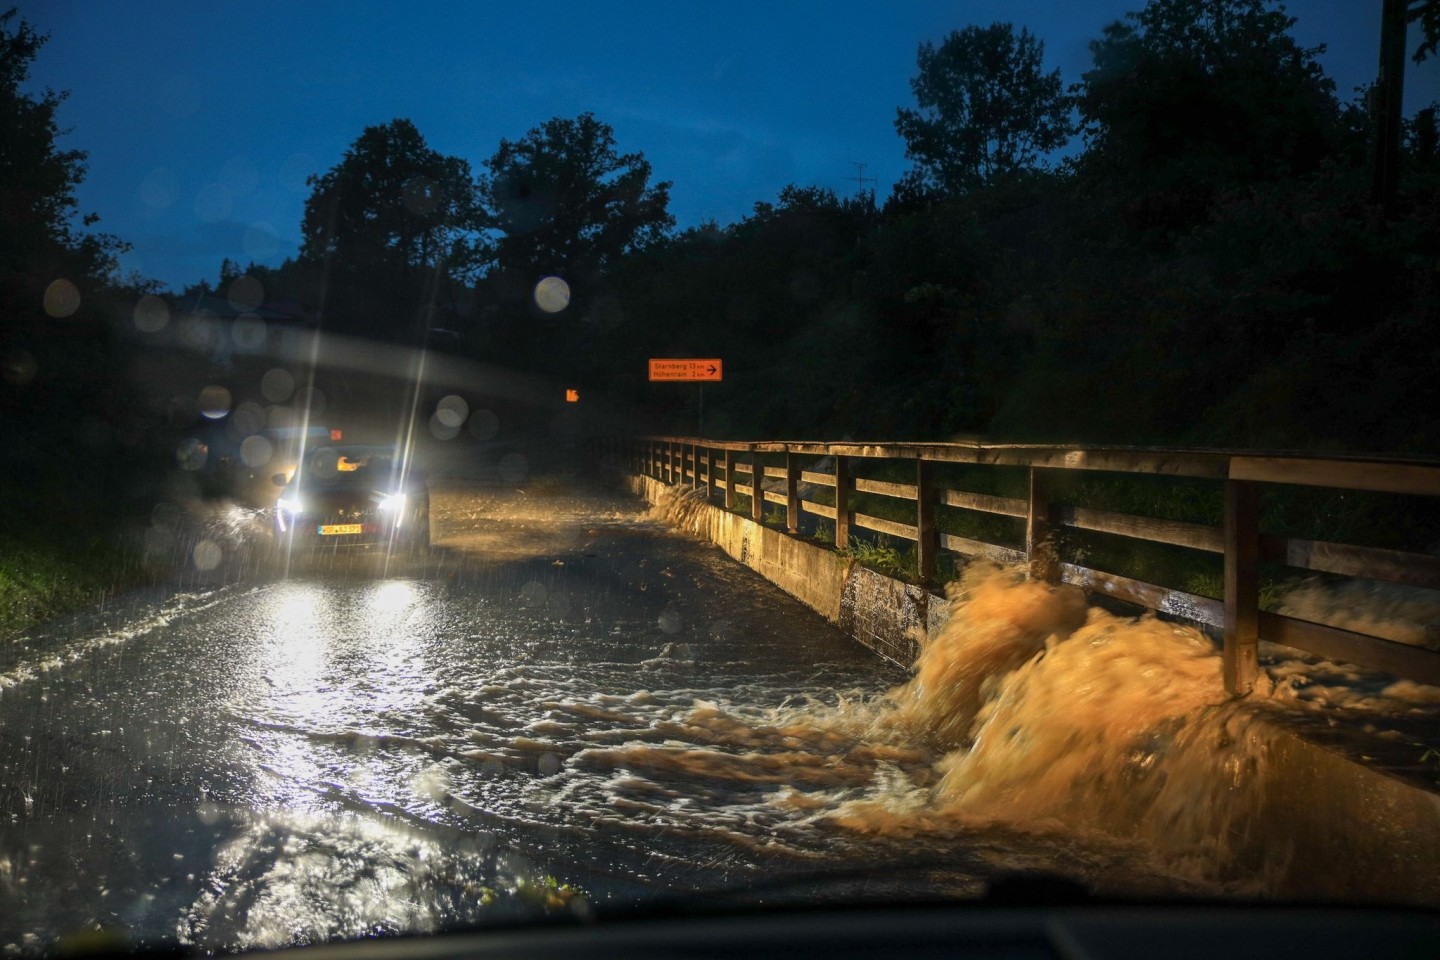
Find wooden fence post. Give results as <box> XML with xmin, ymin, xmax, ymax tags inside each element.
<box><xmin>1224</xmin><ymin>479</ymin><xmax>1261</xmax><ymax>696</ymax></box>
<box><xmin>751</xmin><ymin>449</ymin><xmax>764</xmax><ymax>522</ymax></box>
<box><xmin>834</xmin><ymin>455</ymin><xmax>850</xmax><ymax>551</ymax></box>
<box><xmin>690</xmin><ymin>443</ymin><xmax>698</xmax><ymax>487</ymax></box>
<box><xmin>723</xmin><ymin>449</ymin><xmax>735</xmax><ymax>510</ymax></box>
<box><xmin>786</xmin><ymin>449</ymin><xmax>800</xmax><ymax>533</ymax></box>
<box><xmin>703</xmin><ymin>447</ymin><xmax>713</xmax><ymax>497</ymax></box>
<box><xmin>917</xmin><ymin>458</ymin><xmax>937</xmax><ymax>584</ymax></box>
<box><xmin>1027</xmin><ymin>467</ymin><xmax>1059</xmax><ymax>583</ymax></box>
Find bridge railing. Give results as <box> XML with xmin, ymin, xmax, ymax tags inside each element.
<box><xmin>595</xmin><ymin>436</ymin><xmax>1440</xmax><ymax>694</ymax></box>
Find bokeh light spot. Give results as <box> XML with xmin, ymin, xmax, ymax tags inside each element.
<box><xmin>198</xmin><ymin>385</ymin><xmax>232</xmax><ymax>420</ymax></box>
<box><xmin>176</xmin><ymin>438</ymin><xmax>208</xmax><ymax>471</ymax></box>
<box><xmin>194</xmin><ymin>183</ymin><xmax>233</xmax><ymax>222</ymax></box>
<box><xmin>133</xmin><ymin>295</ymin><xmax>170</xmax><ymax>332</ymax></box>
<box><xmin>1</xmin><ymin>348</ymin><xmax>37</xmax><ymax>386</ymax></box>
<box><xmin>468</xmin><ymin>409</ymin><xmax>500</xmax><ymax>441</ymax></box>
<box><xmin>242</xmin><ymin>223</ymin><xmax>281</xmax><ymax>261</ymax></box>
<box><xmin>435</xmin><ymin>394</ymin><xmax>469</xmax><ymax>428</ymax></box>
<box><xmin>429</xmin><ymin>412</ymin><xmax>461</xmax><ymax>441</ymax></box>
<box><xmin>533</xmin><ymin>276</ymin><xmax>570</xmax><ymax>314</ymax></box>
<box><xmin>499</xmin><ymin>452</ymin><xmax>529</xmax><ymax>483</ymax></box>
<box><xmin>261</xmin><ymin>368</ymin><xmax>295</xmax><ymax>403</ymax></box>
<box><xmin>192</xmin><ymin>540</ymin><xmax>223</xmax><ymax>572</ymax></box>
<box><xmin>43</xmin><ymin>279</ymin><xmax>81</xmax><ymax>318</ymax></box>
<box><xmin>240</xmin><ymin>434</ymin><xmax>274</xmax><ymax>468</ymax></box>
<box><xmin>231</xmin><ymin>400</ymin><xmax>265</xmax><ymax>436</ymax></box>
<box><xmin>138</xmin><ymin>168</ymin><xmax>180</xmax><ymax>209</ymax></box>
<box><xmin>232</xmin><ymin>314</ymin><xmax>267</xmax><ymax>350</ymax></box>
<box><xmin>228</xmin><ymin>275</ymin><xmax>264</xmax><ymax>311</ymax></box>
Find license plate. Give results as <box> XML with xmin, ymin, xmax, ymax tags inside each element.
<box><xmin>318</xmin><ymin>523</ymin><xmax>364</xmax><ymax>535</ymax></box>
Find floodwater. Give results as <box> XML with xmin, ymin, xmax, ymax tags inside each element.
<box><xmin>1</xmin><ymin>483</ymin><xmax>1437</xmax><ymax>952</ymax></box>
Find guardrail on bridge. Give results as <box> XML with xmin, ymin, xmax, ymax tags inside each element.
<box><xmin>594</xmin><ymin>436</ymin><xmax>1440</xmax><ymax>695</ymax></box>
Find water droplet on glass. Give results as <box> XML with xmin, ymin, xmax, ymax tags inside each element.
<box><xmin>138</xmin><ymin>168</ymin><xmax>180</xmax><ymax>209</ymax></box>
<box><xmin>658</xmin><ymin>606</ymin><xmax>683</xmax><ymax>635</ymax></box>
<box><xmin>219</xmin><ymin>156</ymin><xmax>259</xmax><ymax>197</ymax></box>
<box><xmin>228</xmin><ymin>274</ymin><xmax>264</xmax><ymax>310</ymax></box>
<box><xmin>231</xmin><ymin>314</ymin><xmax>266</xmax><ymax>351</ymax></box>
<box><xmin>429</xmin><ymin>412</ymin><xmax>461</xmax><ymax>441</ymax></box>
<box><xmin>198</xmin><ymin>385</ymin><xmax>232</xmax><ymax>419</ymax></box>
<box><xmin>240</xmin><ymin>435</ymin><xmax>273</xmax><ymax>468</ymax></box>
<box><xmin>537</xmin><ymin>753</ymin><xmax>561</xmax><ymax>776</ymax></box>
<box><xmin>468</xmin><ymin>409</ymin><xmax>500</xmax><ymax>441</ymax></box>
<box><xmin>436</xmin><ymin>394</ymin><xmax>469</xmax><ymax>428</ymax></box>
<box><xmin>133</xmin><ymin>295</ymin><xmax>170</xmax><ymax>332</ymax></box>
<box><xmin>261</xmin><ymin>368</ymin><xmax>295</xmax><ymax>403</ymax></box>
<box><xmin>194</xmin><ymin>183</ymin><xmax>232</xmax><ymax>222</ymax></box>
<box><xmin>231</xmin><ymin>400</ymin><xmax>265</xmax><ymax>436</ymax></box>
<box><xmin>192</xmin><ymin>540</ymin><xmax>222</xmax><ymax>571</ymax></box>
<box><xmin>242</xmin><ymin>223</ymin><xmax>280</xmax><ymax>261</ymax></box>
<box><xmin>533</xmin><ymin>276</ymin><xmax>571</xmax><ymax>314</ymax></box>
<box><xmin>1</xmin><ymin>348</ymin><xmax>37</xmax><ymax>386</ymax></box>
<box><xmin>499</xmin><ymin>452</ymin><xmax>529</xmax><ymax>483</ymax></box>
<box><xmin>43</xmin><ymin>279</ymin><xmax>80</xmax><ymax>318</ymax></box>
<box><xmin>175</xmin><ymin>438</ymin><xmax>207</xmax><ymax>471</ymax></box>
<box><xmin>520</xmin><ymin>581</ymin><xmax>548</xmax><ymax>607</ymax></box>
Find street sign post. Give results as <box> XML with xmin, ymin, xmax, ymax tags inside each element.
<box><xmin>648</xmin><ymin>359</ymin><xmax>722</xmax><ymax>382</ymax></box>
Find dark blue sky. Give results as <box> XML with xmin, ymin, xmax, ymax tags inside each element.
<box><xmin>23</xmin><ymin>1</ymin><xmax>1439</xmax><ymax>292</ymax></box>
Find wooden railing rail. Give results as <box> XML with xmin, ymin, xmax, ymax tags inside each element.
<box><xmin>594</xmin><ymin>436</ymin><xmax>1440</xmax><ymax>693</ymax></box>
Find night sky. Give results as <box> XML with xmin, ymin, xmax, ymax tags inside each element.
<box><xmin>21</xmin><ymin>1</ymin><xmax>1440</xmax><ymax>292</ymax></box>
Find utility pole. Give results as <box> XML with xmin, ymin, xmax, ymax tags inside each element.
<box><xmin>1372</xmin><ymin>0</ymin><xmax>1408</xmax><ymax>216</ymax></box>
<box><xmin>847</xmin><ymin>161</ymin><xmax>877</xmax><ymax>205</ymax></box>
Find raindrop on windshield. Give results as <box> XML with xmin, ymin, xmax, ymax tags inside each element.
<box><xmin>468</xmin><ymin>409</ymin><xmax>500</xmax><ymax>440</ymax></box>
<box><xmin>499</xmin><ymin>452</ymin><xmax>528</xmax><ymax>483</ymax></box>
<box><xmin>194</xmin><ymin>183</ymin><xmax>232</xmax><ymax>222</ymax></box>
<box><xmin>436</xmin><ymin>394</ymin><xmax>469</xmax><ymax>428</ymax></box>
<box><xmin>138</xmin><ymin>168</ymin><xmax>180</xmax><ymax>210</ymax></box>
<box><xmin>192</xmin><ymin>540</ymin><xmax>222</xmax><ymax>572</ymax></box>
<box><xmin>228</xmin><ymin>275</ymin><xmax>264</xmax><ymax>311</ymax></box>
<box><xmin>429</xmin><ymin>412</ymin><xmax>461</xmax><ymax>441</ymax></box>
<box><xmin>533</xmin><ymin>276</ymin><xmax>570</xmax><ymax>313</ymax></box>
<box><xmin>1</xmin><ymin>348</ymin><xmax>37</xmax><ymax>386</ymax></box>
<box><xmin>240</xmin><ymin>435</ymin><xmax>273</xmax><ymax>468</ymax></box>
<box><xmin>175</xmin><ymin>438</ymin><xmax>208</xmax><ymax>471</ymax></box>
<box><xmin>133</xmin><ymin>295</ymin><xmax>170</xmax><ymax>332</ymax></box>
<box><xmin>232</xmin><ymin>314</ymin><xmax>267</xmax><ymax>351</ymax></box>
<box><xmin>261</xmin><ymin>368</ymin><xmax>295</xmax><ymax>403</ymax></box>
<box><xmin>242</xmin><ymin>222</ymin><xmax>280</xmax><ymax>261</ymax></box>
<box><xmin>43</xmin><ymin>279</ymin><xmax>80</xmax><ymax>318</ymax></box>
<box><xmin>658</xmin><ymin>605</ymin><xmax>683</xmax><ymax>635</ymax></box>
<box><xmin>231</xmin><ymin>400</ymin><xmax>265</xmax><ymax>436</ymax></box>
<box><xmin>198</xmin><ymin>385</ymin><xmax>232</xmax><ymax>419</ymax></box>
<box><xmin>520</xmin><ymin>581</ymin><xmax>548</xmax><ymax>607</ymax></box>
<box><xmin>537</xmin><ymin>753</ymin><xmax>561</xmax><ymax>776</ymax></box>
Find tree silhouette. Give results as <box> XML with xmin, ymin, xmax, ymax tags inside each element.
<box><xmin>480</xmin><ymin>112</ymin><xmax>673</xmax><ymax>295</ymax></box>
<box><xmin>894</xmin><ymin>23</ymin><xmax>1071</xmax><ymax>195</ymax></box>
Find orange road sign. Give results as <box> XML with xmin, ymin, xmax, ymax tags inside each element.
<box><xmin>565</xmin><ymin>389</ymin><xmax>579</xmax><ymax>402</ymax></box>
<box><xmin>649</xmin><ymin>358</ymin><xmax>722</xmax><ymax>382</ymax></box>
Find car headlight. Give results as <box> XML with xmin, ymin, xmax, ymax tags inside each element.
<box><xmin>277</xmin><ymin>496</ymin><xmax>303</xmax><ymax>514</ymax></box>
<box><xmin>377</xmin><ymin>492</ymin><xmax>406</xmax><ymax>512</ymax></box>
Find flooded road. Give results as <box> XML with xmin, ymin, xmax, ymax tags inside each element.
<box><xmin>1</xmin><ymin>482</ymin><xmax>1436</xmax><ymax>950</ymax></box>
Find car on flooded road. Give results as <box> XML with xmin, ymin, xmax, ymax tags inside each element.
<box><xmin>272</xmin><ymin>444</ymin><xmax>430</xmax><ymax>552</ymax></box>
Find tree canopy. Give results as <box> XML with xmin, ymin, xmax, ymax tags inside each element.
<box><xmin>894</xmin><ymin>23</ymin><xmax>1071</xmax><ymax>195</ymax></box>
<box><xmin>480</xmin><ymin>112</ymin><xmax>673</xmax><ymax>289</ymax></box>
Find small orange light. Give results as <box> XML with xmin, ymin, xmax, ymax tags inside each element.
<box><xmin>565</xmin><ymin>389</ymin><xmax>579</xmax><ymax>403</ymax></box>
<box><xmin>330</xmin><ymin>429</ymin><xmax>343</xmax><ymax>440</ymax></box>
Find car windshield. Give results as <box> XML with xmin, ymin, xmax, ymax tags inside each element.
<box><xmin>3</xmin><ymin>0</ymin><xmax>1440</xmax><ymax>954</ymax></box>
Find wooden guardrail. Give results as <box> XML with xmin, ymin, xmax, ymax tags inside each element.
<box><xmin>594</xmin><ymin>436</ymin><xmax>1440</xmax><ymax>695</ymax></box>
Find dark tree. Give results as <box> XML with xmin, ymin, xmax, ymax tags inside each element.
<box><xmin>298</xmin><ymin>118</ymin><xmax>483</xmax><ymax>339</ymax></box>
<box><xmin>894</xmin><ymin>23</ymin><xmax>1071</xmax><ymax>195</ymax></box>
<box><xmin>480</xmin><ymin>112</ymin><xmax>673</xmax><ymax>288</ymax></box>
<box><xmin>1076</xmin><ymin>0</ymin><xmax>1339</xmax><ymax>186</ymax></box>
